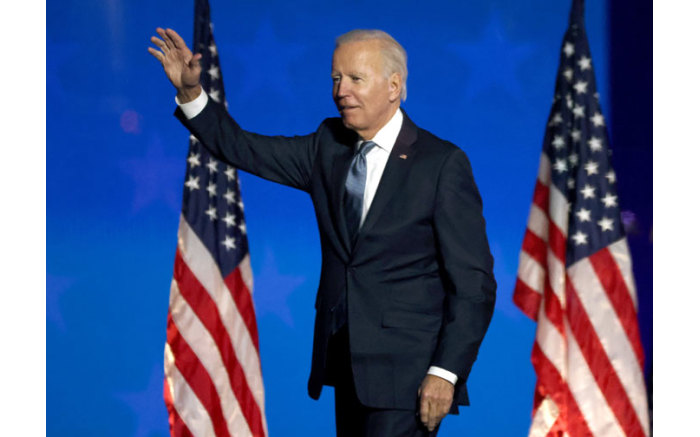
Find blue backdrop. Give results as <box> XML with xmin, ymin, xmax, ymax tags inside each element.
<box><xmin>47</xmin><ymin>0</ymin><xmax>652</xmax><ymax>435</ymax></box>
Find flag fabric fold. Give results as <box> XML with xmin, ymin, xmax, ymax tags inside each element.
<box><xmin>513</xmin><ymin>1</ymin><xmax>649</xmax><ymax>435</ymax></box>
<box><xmin>163</xmin><ymin>1</ymin><xmax>268</xmax><ymax>435</ymax></box>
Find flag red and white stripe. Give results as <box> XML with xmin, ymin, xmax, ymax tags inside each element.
<box><xmin>164</xmin><ymin>219</ymin><xmax>267</xmax><ymax>437</ymax></box>
<box><xmin>514</xmin><ymin>155</ymin><xmax>649</xmax><ymax>437</ymax></box>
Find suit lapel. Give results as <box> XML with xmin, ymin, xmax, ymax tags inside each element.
<box><xmin>330</xmin><ymin>134</ymin><xmax>357</xmax><ymax>257</ymax></box>
<box><xmin>354</xmin><ymin>112</ymin><xmax>418</xmax><ymax>252</ymax></box>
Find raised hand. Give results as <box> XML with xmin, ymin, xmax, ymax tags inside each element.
<box><xmin>148</xmin><ymin>27</ymin><xmax>203</xmax><ymax>102</ymax></box>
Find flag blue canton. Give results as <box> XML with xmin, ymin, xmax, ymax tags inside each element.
<box><xmin>543</xmin><ymin>4</ymin><xmax>623</xmax><ymax>267</ymax></box>
<box><xmin>181</xmin><ymin>3</ymin><xmax>248</xmax><ymax>277</ymax></box>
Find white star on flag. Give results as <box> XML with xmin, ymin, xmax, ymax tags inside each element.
<box><xmin>548</xmin><ymin>113</ymin><xmax>564</xmax><ymax>126</ymax></box>
<box><xmin>591</xmin><ymin>112</ymin><xmax>605</xmax><ymax>126</ymax></box>
<box><xmin>606</xmin><ymin>170</ymin><xmax>616</xmax><ymax>183</ymax></box>
<box><xmin>225</xmin><ymin>167</ymin><xmax>236</xmax><ymax>181</ymax></box>
<box><xmin>552</xmin><ymin>136</ymin><xmax>566</xmax><ymax>149</ymax></box>
<box><xmin>224</xmin><ymin>189</ymin><xmax>235</xmax><ymax>204</ymax></box>
<box><xmin>571</xmin><ymin>230</ymin><xmax>588</xmax><ymax>245</ymax></box>
<box><xmin>572</xmin><ymin>105</ymin><xmax>585</xmax><ymax>118</ymax></box>
<box><xmin>601</xmin><ymin>192</ymin><xmax>618</xmax><ymax>207</ymax></box>
<box><xmin>577</xmin><ymin>56</ymin><xmax>592</xmax><ymax>71</ymax></box>
<box><xmin>205</xmin><ymin>206</ymin><xmax>217</xmax><ymax>221</ymax></box>
<box><xmin>185</xmin><ymin>176</ymin><xmax>200</xmax><ymax>191</ymax></box>
<box><xmin>553</xmin><ymin>159</ymin><xmax>567</xmax><ymax>173</ymax></box>
<box><xmin>187</xmin><ymin>153</ymin><xmax>201</xmax><ymax>167</ymax></box>
<box><xmin>566</xmin><ymin>94</ymin><xmax>574</xmax><ymax>109</ymax></box>
<box><xmin>563</xmin><ymin>42</ymin><xmax>575</xmax><ymax>57</ymax></box>
<box><xmin>207</xmin><ymin>159</ymin><xmax>218</xmax><ymax>173</ymax></box>
<box><xmin>568</xmin><ymin>152</ymin><xmax>579</xmax><ymax>166</ymax></box>
<box><xmin>570</xmin><ymin>129</ymin><xmax>581</xmax><ymax>142</ymax></box>
<box><xmin>209</xmin><ymin>89</ymin><xmax>221</xmax><ymax>102</ymax></box>
<box><xmin>208</xmin><ymin>65</ymin><xmax>220</xmax><ymax>80</ymax></box>
<box><xmin>207</xmin><ymin>182</ymin><xmax>217</xmax><ymax>197</ymax></box>
<box><xmin>239</xmin><ymin>222</ymin><xmax>247</xmax><ymax>234</ymax></box>
<box><xmin>562</xmin><ymin>68</ymin><xmax>574</xmax><ymax>81</ymax></box>
<box><xmin>208</xmin><ymin>43</ymin><xmax>217</xmax><ymax>57</ymax></box>
<box><xmin>221</xmin><ymin>236</ymin><xmax>236</xmax><ymax>250</ymax></box>
<box><xmin>580</xmin><ymin>184</ymin><xmax>596</xmax><ymax>199</ymax></box>
<box><xmin>597</xmin><ymin>217</ymin><xmax>614</xmax><ymax>231</ymax></box>
<box><xmin>584</xmin><ymin>160</ymin><xmax>599</xmax><ymax>176</ymax></box>
<box><xmin>588</xmin><ymin>136</ymin><xmax>603</xmax><ymax>152</ymax></box>
<box><xmin>575</xmin><ymin>207</ymin><xmax>592</xmax><ymax>222</ymax></box>
<box><xmin>223</xmin><ymin>212</ymin><xmax>236</xmax><ymax>227</ymax></box>
<box><xmin>573</xmin><ymin>80</ymin><xmax>588</xmax><ymax>94</ymax></box>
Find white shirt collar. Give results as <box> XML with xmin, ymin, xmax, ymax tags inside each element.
<box><xmin>356</xmin><ymin>108</ymin><xmax>403</xmax><ymax>153</ymax></box>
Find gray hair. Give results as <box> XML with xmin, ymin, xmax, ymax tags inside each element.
<box><xmin>335</xmin><ymin>29</ymin><xmax>408</xmax><ymax>102</ymax></box>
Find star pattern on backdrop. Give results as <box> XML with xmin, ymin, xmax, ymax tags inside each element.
<box><xmin>229</xmin><ymin>20</ymin><xmax>306</xmax><ymax>103</ymax></box>
<box><xmin>119</xmin><ymin>135</ymin><xmax>183</xmax><ymax>214</ymax></box>
<box><xmin>46</xmin><ymin>38</ymin><xmax>81</xmax><ymax>105</ymax></box>
<box><xmin>448</xmin><ymin>13</ymin><xmax>535</xmax><ymax>101</ymax></box>
<box><xmin>253</xmin><ymin>249</ymin><xmax>306</xmax><ymax>327</ymax></box>
<box><xmin>115</xmin><ymin>365</ymin><xmax>169</xmax><ymax>437</ymax></box>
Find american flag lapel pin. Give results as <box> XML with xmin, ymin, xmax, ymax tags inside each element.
<box><xmin>399</xmin><ymin>154</ymin><xmax>408</xmax><ymax>159</ymax></box>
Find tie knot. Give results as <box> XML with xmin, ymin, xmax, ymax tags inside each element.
<box><xmin>358</xmin><ymin>140</ymin><xmax>376</xmax><ymax>157</ymax></box>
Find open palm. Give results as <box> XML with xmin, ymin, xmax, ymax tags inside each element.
<box><xmin>149</xmin><ymin>27</ymin><xmax>202</xmax><ymax>95</ymax></box>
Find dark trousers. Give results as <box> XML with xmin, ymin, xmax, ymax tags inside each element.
<box><xmin>325</xmin><ymin>326</ymin><xmax>440</xmax><ymax>437</ymax></box>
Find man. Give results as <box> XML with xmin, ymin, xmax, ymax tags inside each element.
<box><xmin>149</xmin><ymin>27</ymin><xmax>496</xmax><ymax>436</ymax></box>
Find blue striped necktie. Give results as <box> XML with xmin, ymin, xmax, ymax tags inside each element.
<box><xmin>332</xmin><ymin>140</ymin><xmax>376</xmax><ymax>333</ymax></box>
<box><xmin>343</xmin><ymin>140</ymin><xmax>376</xmax><ymax>242</ymax></box>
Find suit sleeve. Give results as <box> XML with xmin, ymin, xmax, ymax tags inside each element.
<box><xmin>430</xmin><ymin>147</ymin><xmax>496</xmax><ymax>382</ymax></box>
<box><xmin>174</xmin><ymin>98</ymin><xmax>319</xmax><ymax>192</ymax></box>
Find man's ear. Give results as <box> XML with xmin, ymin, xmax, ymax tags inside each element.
<box><xmin>388</xmin><ymin>72</ymin><xmax>402</xmax><ymax>102</ymax></box>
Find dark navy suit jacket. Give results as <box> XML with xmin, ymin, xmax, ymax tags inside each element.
<box><xmin>176</xmin><ymin>99</ymin><xmax>496</xmax><ymax>412</ymax></box>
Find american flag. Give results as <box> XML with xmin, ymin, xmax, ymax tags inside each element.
<box><xmin>162</xmin><ymin>0</ymin><xmax>268</xmax><ymax>435</ymax></box>
<box><xmin>513</xmin><ymin>1</ymin><xmax>650</xmax><ymax>435</ymax></box>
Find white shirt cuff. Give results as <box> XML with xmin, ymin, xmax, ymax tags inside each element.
<box><xmin>175</xmin><ymin>89</ymin><xmax>208</xmax><ymax>119</ymax></box>
<box><xmin>427</xmin><ymin>366</ymin><xmax>458</xmax><ymax>385</ymax></box>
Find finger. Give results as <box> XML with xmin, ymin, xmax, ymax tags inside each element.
<box><xmin>147</xmin><ymin>47</ymin><xmax>164</xmax><ymax>63</ymax></box>
<box><xmin>150</xmin><ymin>36</ymin><xmax>168</xmax><ymax>52</ymax></box>
<box><xmin>419</xmin><ymin>394</ymin><xmax>430</xmax><ymax>428</ymax></box>
<box><xmin>428</xmin><ymin>399</ymin><xmax>439</xmax><ymax>431</ymax></box>
<box><xmin>440</xmin><ymin>397</ymin><xmax>452</xmax><ymax>417</ymax></box>
<box><xmin>166</xmin><ymin>28</ymin><xmax>188</xmax><ymax>49</ymax></box>
<box><xmin>189</xmin><ymin>53</ymin><xmax>202</xmax><ymax>69</ymax></box>
<box><xmin>157</xmin><ymin>27</ymin><xmax>175</xmax><ymax>51</ymax></box>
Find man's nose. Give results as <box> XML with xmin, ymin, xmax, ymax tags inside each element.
<box><xmin>335</xmin><ymin>78</ymin><xmax>349</xmax><ymax>98</ymax></box>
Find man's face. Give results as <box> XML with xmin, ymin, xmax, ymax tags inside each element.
<box><xmin>331</xmin><ymin>39</ymin><xmax>401</xmax><ymax>140</ymax></box>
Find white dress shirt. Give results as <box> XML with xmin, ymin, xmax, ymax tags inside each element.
<box><xmin>177</xmin><ymin>90</ymin><xmax>458</xmax><ymax>385</ymax></box>
<box><xmin>357</xmin><ymin>108</ymin><xmax>401</xmax><ymax>227</ymax></box>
